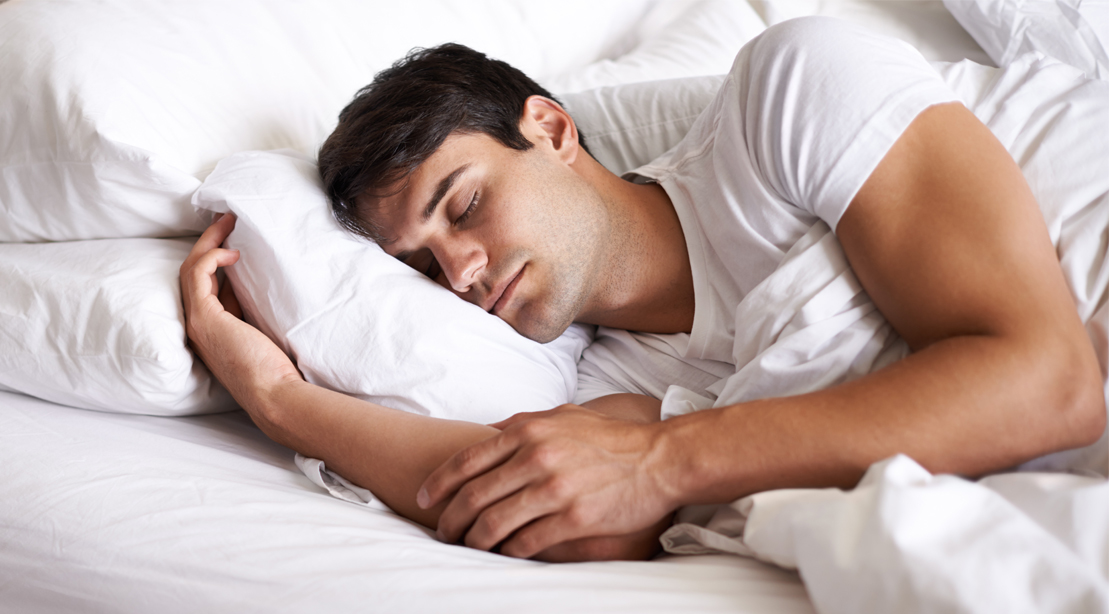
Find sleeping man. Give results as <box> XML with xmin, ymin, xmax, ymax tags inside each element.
<box><xmin>180</xmin><ymin>18</ymin><xmax>1106</xmax><ymax>561</ymax></box>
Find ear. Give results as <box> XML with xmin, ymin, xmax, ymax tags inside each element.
<box><xmin>520</xmin><ymin>95</ymin><xmax>580</xmax><ymax>165</ymax></box>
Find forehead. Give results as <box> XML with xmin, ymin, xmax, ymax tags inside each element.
<box><xmin>357</xmin><ymin>132</ymin><xmax>503</xmax><ymax>245</ymax></box>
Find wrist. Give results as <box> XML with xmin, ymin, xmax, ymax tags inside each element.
<box><xmin>647</xmin><ymin>408</ymin><xmax>742</xmax><ymax>508</ymax></box>
<box><xmin>643</xmin><ymin>418</ymin><xmax>698</xmax><ymax>510</ymax></box>
<box><xmin>237</xmin><ymin>370</ymin><xmax>304</xmax><ymax>447</ymax></box>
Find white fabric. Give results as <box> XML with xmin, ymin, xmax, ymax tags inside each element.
<box><xmin>564</xmin><ymin>75</ymin><xmax>726</xmax><ymax>177</ymax></box>
<box><xmin>753</xmin><ymin>0</ymin><xmax>994</xmax><ymax>65</ymax></box>
<box><xmin>0</xmin><ymin>239</ymin><xmax>234</xmax><ymax>416</ymax></box>
<box><xmin>661</xmin><ymin>455</ymin><xmax>1109</xmax><ymax>614</ymax></box>
<box><xmin>610</xmin><ymin>33</ymin><xmax>1109</xmax><ymax>614</ymax></box>
<box><xmin>543</xmin><ymin>0</ymin><xmax>765</xmax><ymax>94</ymax></box>
<box><xmin>0</xmin><ymin>389</ymin><xmax>816</xmax><ymax>614</ymax></box>
<box><xmin>581</xmin><ymin>21</ymin><xmax>1109</xmax><ymax>467</ymax></box>
<box><xmin>192</xmin><ymin>151</ymin><xmax>590</xmax><ymax>424</ymax></box>
<box><xmin>0</xmin><ymin>0</ymin><xmax>731</xmax><ymax>242</ymax></box>
<box><xmin>1</xmin><ymin>3</ymin><xmax>1037</xmax><ymax>613</ymax></box>
<box><xmin>633</xmin><ymin>17</ymin><xmax>960</xmax><ymax>368</ymax></box>
<box><xmin>292</xmin><ymin>73</ymin><xmax>736</xmax><ymax>500</ymax></box>
<box><xmin>0</xmin><ymin>72</ymin><xmax>728</xmax><ymax>421</ymax></box>
<box><xmin>945</xmin><ymin>0</ymin><xmax>1109</xmax><ymax>79</ymax></box>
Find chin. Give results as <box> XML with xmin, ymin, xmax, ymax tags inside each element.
<box><xmin>510</xmin><ymin>309</ymin><xmax>573</xmax><ymax>344</ymax></box>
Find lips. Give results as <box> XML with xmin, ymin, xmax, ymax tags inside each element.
<box><xmin>486</xmin><ymin>264</ymin><xmax>525</xmax><ymax>315</ymax></box>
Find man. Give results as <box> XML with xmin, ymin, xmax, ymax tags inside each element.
<box><xmin>181</xmin><ymin>18</ymin><xmax>1105</xmax><ymax>561</ymax></box>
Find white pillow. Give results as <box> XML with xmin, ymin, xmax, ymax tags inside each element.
<box><xmin>542</xmin><ymin>0</ymin><xmax>764</xmax><ymax>94</ymax></box>
<box><xmin>192</xmin><ymin>151</ymin><xmax>591</xmax><ymax>424</ymax></box>
<box><xmin>0</xmin><ymin>73</ymin><xmax>724</xmax><ymax>420</ymax></box>
<box><xmin>0</xmin><ymin>0</ymin><xmax>715</xmax><ymax>242</ymax></box>
<box><xmin>0</xmin><ymin>239</ymin><xmax>235</xmax><ymax>416</ymax></box>
<box><xmin>185</xmin><ymin>75</ymin><xmax>727</xmax><ymax>422</ymax></box>
<box><xmin>944</xmin><ymin>0</ymin><xmax>1109</xmax><ymax>78</ymax></box>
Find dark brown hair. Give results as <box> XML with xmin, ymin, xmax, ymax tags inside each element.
<box><xmin>318</xmin><ymin>43</ymin><xmax>586</xmax><ymax>242</ymax></box>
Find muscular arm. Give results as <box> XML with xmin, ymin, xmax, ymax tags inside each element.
<box><xmin>179</xmin><ymin>224</ymin><xmax>663</xmax><ymax>558</ymax></box>
<box><xmin>254</xmin><ymin>378</ymin><xmax>666</xmax><ymax>558</ymax></box>
<box><xmin>420</xmin><ymin>103</ymin><xmax>1106</xmax><ymax>558</ymax></box>
<box><xmin>664</xmin><ymin>102</ymin><xmax>1105</xmax><ymax>500</ymax></box>
<box><xmin>253</xmin><ymin>383</ymin><xmax>659</xmax><ymax>529</ymax></box>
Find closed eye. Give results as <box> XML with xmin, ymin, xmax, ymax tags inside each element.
<box><xmin>455</xmin><ymin>191</ymin><xmax>479</xmax><ymax>226</ymax></box>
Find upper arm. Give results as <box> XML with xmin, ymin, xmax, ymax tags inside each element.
<box><xmin>837</xmin><ymin>102</ymin><xmax>1102</xmax><ymax>419</ymax></box>
<box><xmin>839</xmin><ymin>102</ymin><xmax>1083</xmax><ymax>350</ymax></box>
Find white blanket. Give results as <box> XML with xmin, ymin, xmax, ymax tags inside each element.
<box><xmin>661</xmin><ymin>455</ymin><xmax>1109</xmax><ymax>613</ymax></box>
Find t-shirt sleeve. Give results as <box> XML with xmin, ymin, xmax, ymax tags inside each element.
<box><xmin>735</xmin><ymin>17</ymin><xmax>961</xmax><ymax>231</ymax></box>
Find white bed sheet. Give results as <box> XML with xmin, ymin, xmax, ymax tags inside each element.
<box><xmin>0</xmin><ymin>389</ymin><xmax>812</xmax><ymax>613</ymax></box>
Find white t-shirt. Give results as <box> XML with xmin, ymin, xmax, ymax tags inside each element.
<box><xmin>575</xmin><ymin>17</ymin><xmax>960</xmax><ymax>408</ymax></box>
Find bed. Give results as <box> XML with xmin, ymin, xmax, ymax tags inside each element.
<box><xmin>1</xmin><ymin>1</ymin><xmax>1107</xmax><ymax>612</ymax></box>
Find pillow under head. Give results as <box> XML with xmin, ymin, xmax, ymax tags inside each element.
<box><xmin>192</xmin><ymin>151</ymin><xmax>591</xmax><ymax>424</ymax></box>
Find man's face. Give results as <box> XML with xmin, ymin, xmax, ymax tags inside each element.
<box><xmin>364</xmin><ymin>131</ymin><xmax>610</xmax><ymax>343</ymax></box>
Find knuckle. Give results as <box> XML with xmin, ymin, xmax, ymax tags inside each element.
<box><xmin>544</xmin><ymin>475</ymin><xmax>574</xmax><ymax>501</ymax></box>
<box><xmin>455</xmin><ymin>483</ymin><xmax>484</xmax><ymax>511</ymax></box>
<box><xmin>527</xmin><ymin>444</ymin><xmax>560</xmax><ymax>471</ymax></box>
<box><xmin>512</xmin><ymin>531</ymin><xmax>542</xmax><ymax>557</ymax></box>
<box><xmin>453</xmin><ymin>445</ymin><xmax>483</xmax><ymax>475</ymax></box>
<box><xmin>565</xmin><ymin>503</ymin><xmax>593</xmax><ymax>529</ymax></box>
<box><xmin>470</xmin><ymin>512</ymin><xmax>503</xmax><ymax>544</ymax></box>
<box><xmin>517</xmin><ymin>420</ymin><xmax>548</xmax><ymax>440</ymax></box>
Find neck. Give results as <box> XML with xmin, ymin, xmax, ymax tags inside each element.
<box><xmin>574</xmin><ymin>155</ymin><xmax>695</xmax><ymax>334</ymax></box>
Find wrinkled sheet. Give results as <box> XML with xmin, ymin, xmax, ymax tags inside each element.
<box><xmin>662</xmin><ymin>455</ymin><xmax>1109</xmax><ymax>614</ymax></box>
<box><xmin>0</xmin><ymin>390</ymin><xmax>814</xmax><ymax>614</ymax></box>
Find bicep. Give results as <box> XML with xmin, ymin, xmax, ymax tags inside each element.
<box><xmin>837</xmin><ymin>102</ymin><xmax>1081</xmax><ymax>350</ymax></box>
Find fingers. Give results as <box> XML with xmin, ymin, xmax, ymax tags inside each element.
<box><xmin>487</xmin><ymin>404</ymin><xmax>585</xmax><ymax>430</ymax></box>
<box><xmin>532</xmin><ymin>515</ymin><xmax>672</xmax><ymax>562</ymax></box>
<box><xmin>219</xmin><ymin>276</ymin><xmax>243</xmax><ymax>320</ymax></box>
<box><xmin>434</xmin><ymin>451</ymin><xmax>553</xmax><ymax>546</ymax></box>
<box><xmin>487</xmin><ymin>408</ymin><xmax>558</xmax><ymax>430</ymax></box>
<box><xmin>418</xmin><ymin>431</ymin><xmax>524</xmax><ymax>511</ymax></box>
<box><xmin>183</xmin><ymin>247</ymin><xmax>240</xmax><ymax>309</ymax></box>
<box><xmin>181</xmin><ymin>213</ymin><xmax>237</xmax><ymax>273</ymax></box>
<box><xmin>498</xmin><ymin>508</ymin><xmax>595</xmax><ymax>560</ymax></box>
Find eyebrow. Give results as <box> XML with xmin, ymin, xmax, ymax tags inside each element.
<box><xmin>393</xmin><ymin>164</ymin><xmax>470</xmax><ymax>262</ymax></box>
<box><xmin>422</xmin><ymin>164</ymin><xmax>470</xmax><ymax>223</ymax></box>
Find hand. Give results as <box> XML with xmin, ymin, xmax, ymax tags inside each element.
<box><xmin>417</xmin><ymin>405</ymin><xmax>678</xmax><ymax>559</ymax></box>
<box><xmin>179</xmin><ymin>214</ymin><xmax>302</xmax><ymax>419</ymax></box>
<box><xmin>532</xmin><ymin>514</ymin><xmax>674</xmax><ymax>562</ymax></box>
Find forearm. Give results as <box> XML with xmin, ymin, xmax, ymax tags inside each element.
<box><xmin>245</xmin><ymin>384</ymin><xmax>662</xmax><ymax>532</ymax></box>
<box><xmin>659</xmin><ymin>332</ymin><xmax>1105</xmax><ymax>507</ymax></box>
<box><xmin>248</xmin><ymin>378</ymin><xmax>498</xmax><ymax>529</ymax></box>
<box><xmin>582</xmin><ymin>393</ymin><xmax>661</xmax><ymax>423</ymax></box>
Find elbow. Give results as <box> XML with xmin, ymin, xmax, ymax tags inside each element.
<box><xmin>1046</xmin><ymin>337</ymin><xmax>1106</xmax><ymax>451</ymax></box>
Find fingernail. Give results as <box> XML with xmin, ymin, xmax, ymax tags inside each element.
<box><xmin>416</xmin><ymin>488</ymin><xmax>429</xmax><ymax>509</ymax></box>
<box><xmin>435</xmin><ymin>528</ymin><xmax>446</xmax><ymax>542</ymax></box>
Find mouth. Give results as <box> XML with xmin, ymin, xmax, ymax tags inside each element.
<box><xmin>487</xmin><ymin>264</ymin><xmax>525</xmax><ymax>316</ymax></box>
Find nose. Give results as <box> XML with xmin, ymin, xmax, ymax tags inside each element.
<box><xmin>433</xmin><ymin>234</ymin><xmax>487</xmax><ymax>294</ymax></box>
